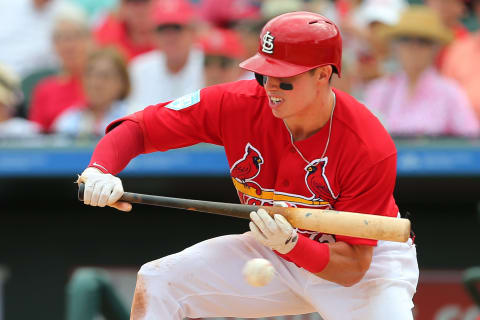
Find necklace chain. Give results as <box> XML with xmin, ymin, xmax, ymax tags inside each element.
<box><xmin>286</xmin><ymin>92</ymin><xmax>336</xmax><ymax>165</ymax></box>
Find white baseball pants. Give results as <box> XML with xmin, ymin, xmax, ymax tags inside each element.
<box><xmin>132</xmin><ymin>233</ymin><xmax>418</xmax><ymax>320</ymax></box>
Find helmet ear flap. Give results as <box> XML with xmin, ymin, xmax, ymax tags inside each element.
<box><xmin>255</xmin><ymin>73</ymin><xmax>264</xmax><ymax>87</ymax></box>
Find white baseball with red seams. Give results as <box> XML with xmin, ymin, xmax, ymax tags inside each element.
<box><xmin>243</xmin><ymin>258</ymin><xmax>275</xmax><ymax>287</ymax></box>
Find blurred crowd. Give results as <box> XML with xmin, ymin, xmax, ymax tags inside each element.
<box><xmin>1</xmin><ymin>0</ymin><xmax>480</xmax><ymax>140</ymax></box>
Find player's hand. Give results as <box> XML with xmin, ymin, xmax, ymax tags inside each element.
<box><xmin>249</xmin><ymin>208</ymin><xmax>298</xmax><ymax>254</ymax></box>
<box><xmin>77</xmin><ymin>167</ymin><xmax>132</xmax><ymax>212</ymax></box>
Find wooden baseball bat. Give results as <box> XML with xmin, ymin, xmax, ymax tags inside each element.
<box><xmin>78</xmin><ymin>183</ymin><xmax>410</xmax><ymax>243</ymax></box>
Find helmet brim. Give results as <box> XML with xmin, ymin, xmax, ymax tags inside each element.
<box><xmin>239</xmin><ymin>53</ymin><xmax>313</xmax><ymax>78</ymax></box>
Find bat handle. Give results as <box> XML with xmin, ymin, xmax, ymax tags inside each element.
<box><xmin>78</xmin><ymin>183</ymin><xmax>85</xmax><ymax>201</ymax></box>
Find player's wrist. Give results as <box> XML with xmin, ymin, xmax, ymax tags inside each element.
<box><xmin>280</xmin><ymin>233</ymin><xmax>330</xmax><ymax>273</ymax></box>
<box><xmin>88</xmin><ymin>162</ymin><xmax>110</xmax><ymax>174</ymax></box>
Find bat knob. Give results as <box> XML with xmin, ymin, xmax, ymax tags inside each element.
<box><xmin>78</xmin><ymin>183</ymin><xmax>85</xmax><ymax>202</ymax></box>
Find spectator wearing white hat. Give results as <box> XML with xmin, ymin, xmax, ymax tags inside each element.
<box><xmin>364</xmin><ymin>6</ymin><xmax>480</xmax><ymax>137</ymax></box>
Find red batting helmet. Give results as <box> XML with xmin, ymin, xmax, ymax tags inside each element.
<box><xmin>239</xmin><ymin>11</ymin><xmax>342</xmax><ymax>78</ymax></box>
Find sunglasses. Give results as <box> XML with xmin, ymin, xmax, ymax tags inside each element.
<box><xmin>204</xmin><ymin>55</ymin><xmax>236</xmax><ymax>69</ymax></box>
<box><xmin>156</xmin><ymin>24</ymin><xmax>184</xmax><ymax>32</ymax></box>
<box><xmin>396</xmin><ymin>36</ymin><xmax>435</xmax><ymax>46</ymax></box>
<box><xmin>261</xmin><ymin>75</ymin><xmax>294</xmax><ymax>90</ymax></box>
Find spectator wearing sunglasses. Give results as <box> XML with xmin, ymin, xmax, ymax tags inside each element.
<box><xmin>127</xmin><ymin>0</ymin><xmax>204</xmax><ymax>113</ymax></box>
<box><xmin>364</xmin><ymin>6</ymin><xmax>479</xmax><ymax>137</ymax></box>
<box><xmin>200</xmin><ymin>28</ymin><xmax>246</xmax><ymax>87</ymax></box>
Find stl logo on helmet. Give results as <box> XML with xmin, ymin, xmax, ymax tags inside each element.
<box><xmin>261</xmin><ymin>31</ymin><xmax>275</xmax><ymax>54</ymax></box>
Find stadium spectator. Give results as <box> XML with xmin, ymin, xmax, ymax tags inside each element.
<box><xmin>235</xmin><ymin>18</ymin><xmax>265</xmax><ymax>80</ymax></box>
<box><xmin>66</xmin><ymin>268</ymin><xmax>129</xmax><ymax>320</ymax></box>
<box><xmin>28</xmin><ymin>5</ymin><xmax>92</xmax><ymax>133</ymax></box>
<box><xmin>53</xmin><ymin>47</ymin><xmax>130</xmax><ymax>137</ymax></box>
<box><xmin>93</xmin><ymin>0</ymin><xmax>155</xmax><ymax>62</ymax></box>
<box><xmin>0</xmin><ymin>0</ymin><xmax>74</xmax><ymax>77</ymax></box>
<box><xmin>69</xmin><ymin>0</ymin><xmax>118</xmax><ymax>22</ymax></box>
<box><xmin>425</xmin><ymin>0</ymin><xmax>470</xmax><ymax>68</ymax></box>
<box><xmin>199</xmin><ymin>28</ymin><xmax>246</xmax><ymax>86</ymax></box>
<box><xmin>335</xmin><ymin>0</ymin><xmax>407</xmax><ymax>98</ymax></box>
<box><xmin>0</xmin><ymin>65</ymin><xmax>40</xmax><ymax>138</ymax></box>
<box><xmin>199</xmin><ymin>0</ymin><xmax>261</xmax><ymax>28</ymax></box>
<box><xmin>364</xmin><ymin>6</ymin><xmax>480</xmax><ymax>137</ymax></box>
<box><xmin>442</xmin><ymin>0</ymin><xmax>480</xmax><ymax>121</ymax></box>
<box><xmin>127</xmin><ymin>0</ymin><xmax>204</xmax><ymax>112</ymax></box>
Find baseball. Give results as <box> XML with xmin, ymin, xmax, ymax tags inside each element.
<box><xmin>242</xmin><ymin>258</ymin><xmax>275</xmax><ymax>287</ymax></box>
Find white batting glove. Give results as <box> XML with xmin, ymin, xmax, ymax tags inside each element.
<box><xmin>77</xmin><ymin>167</ymin><xmax>131</xmax><ymax>212</ymax></box>
<box><xmin>249</xmin><ymin>209</ymin><xmax>298</xmax><ymax>254</ymax></box>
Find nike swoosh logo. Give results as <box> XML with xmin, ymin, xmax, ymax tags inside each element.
<box><xmin>92</xmin><ymin>162</ymin><xmax>108</xmax><ymax>173</ymax></box>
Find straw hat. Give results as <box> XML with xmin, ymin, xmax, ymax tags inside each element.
<box><xmin>383</xmin><ymin>5</ymin><xmax>453</xmax><ymax>45</ymax></box>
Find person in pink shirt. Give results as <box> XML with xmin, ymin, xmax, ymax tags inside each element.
<box><xmin>364</xmin><ymin>6</ymin><xmax>479</xmax><ymax>137</ymax></box>
<box><xmin>442</xmin><ymin>0</ymin><xmax>480</xmax><ymax>121</ymax></box>
<box><xmin>29</xmin><ymin>6</ymin><xmax>92</xmax><ymax>132</ymax></box>
<box><xmin>94</xmin><ymin>0</ymin><xmax>156</xmax><ymax>62</ymax></box>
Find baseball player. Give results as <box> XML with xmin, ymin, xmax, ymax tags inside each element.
<box><xmin>78</xmin><ymin>12</ymin><xmax>419</xmax><ymax>320</ymax></box>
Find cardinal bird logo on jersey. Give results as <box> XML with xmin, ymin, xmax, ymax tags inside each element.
<box><xmin>230</xmin><ymin>143</ymin><xmax>264</xmax><ymax>184</ymax></box>
<box><xmin>304</xmin><ymin>158</ymin><xmax>338</xmax><ymax>202</ymax></box>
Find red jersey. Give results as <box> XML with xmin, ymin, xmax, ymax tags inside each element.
<box><xmin>94</xmin><ymin>14</ymin><xmax>155</xmax><ymax>62</ymax></box>
<box><xmin>29</xmin><ymin>75</ymin><xmax>85</xmax><ymax>132</ymax></box>
<box><xmin>107</xmin><ymin>79</ymin><xmax>399</xmax><ymax>246</ymax></box>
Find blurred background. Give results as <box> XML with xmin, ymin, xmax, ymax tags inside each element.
<box><xmin>0</xmin><ymin>0</ymin><xmax>479</xmax><ymax>319</ymax></box>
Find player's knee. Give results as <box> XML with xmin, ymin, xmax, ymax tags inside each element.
<box><xmin>138</xmin><ymin>254</ymin><xmax>186</xmax><ymax>284</ymax></box>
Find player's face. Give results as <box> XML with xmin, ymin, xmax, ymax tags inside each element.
<box><xmin>263</xmin><ymin>68</ymin><xmax>328</xmax><ymax>120</ymax></box>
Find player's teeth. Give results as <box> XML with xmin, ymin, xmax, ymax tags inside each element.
<box><xmin>271</xmin><ymin>97</ymin><xmax>282</xmax><ymax>103</ymax></box>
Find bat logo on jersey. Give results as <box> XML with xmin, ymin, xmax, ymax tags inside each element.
<box><xmin>262</xmin><ymin>31</ymin><xmax>275</xmax><ymax>54</ymax></box>
<box><xmin>304</xmin><ymin>158</ymin><xmax>339</xmax><ymax>202</ymax></box>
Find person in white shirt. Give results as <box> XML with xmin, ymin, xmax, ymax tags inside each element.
<box><xmin>127</xmin><ymin>0</ymin><xmax>204</xmax><ymax>112</ymax></box>
<box><xmin>0</xmin><ymin>0</ymin><xmax>84</xmax><ymax>78</ymax></box>
<box><xmin>0</xmin><ymin>65</ymin><xmax>40</xmax><ymax>138</ymax></box>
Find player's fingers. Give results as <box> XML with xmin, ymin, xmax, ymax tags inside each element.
<box><xmin>274</xmin><ymin>214</ymin><xmax>293</xmax><ymax>235</ymax></box>
<box><xmin>90</xmin><ymin>183</ymin><xmax>105</xmax><ymax>206</ymax></box>
<box><xmin>83</xmin><ymin>180</ymin><xmax>96</xmax><ymax>205</ymax></box>
<box><xmin>107</xmin><ymin>182</ymin><xmax>124</xmax><ymax>206</ymax></box>
<box><xmin>249</xmin><ymin>222</ymin><xmax>268</xmax><ymax>244</ymax></box>
<box><xmin>250</xmin><ymin>211</ymin><xmax>270</xmax><ymax>236</ymax></box>
<box><xmin>97</xmin><ymin>183</ymin><xmax>114</xmax><ymax>207</ymax></box>
<box><xmin>109</xmin><ymin>201</ymin><xmax>132</xmax><ymax>212</ymax></box>
<box><xmin>257</xmin><ymin>209</ymin><xmax>278</xmax><ymax>234</ymax></box>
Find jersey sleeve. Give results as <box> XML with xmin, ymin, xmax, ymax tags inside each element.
<box><xmin>107</xmin><ymin>85</ymin><xmax>226</xmax><ymax>152</ymax></box>
<box><xmin>334</xmin><ymin>154</ymin><xmax>399</xmax><ymax>246</ymax></box>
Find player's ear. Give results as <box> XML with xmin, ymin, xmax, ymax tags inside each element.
<box><xmin>318</xmin><ymin>66</ymin><xmax>332</xmax><ymax>82</ymax></box>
